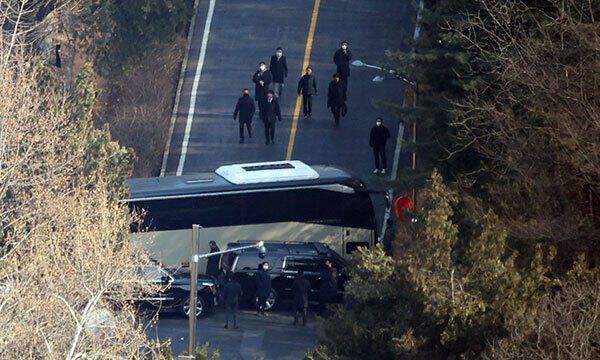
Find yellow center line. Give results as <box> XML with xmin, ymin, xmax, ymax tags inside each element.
<box><xmin>286</xmin><ymin>0</ymin><xmax>321</xmax><ymax>161</ymax></box>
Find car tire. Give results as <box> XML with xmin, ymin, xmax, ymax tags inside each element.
<box><xmin>254</xmin><ymin>288</ymin><xmax>278</xmax><ymax>311</ymax></box>
<box><xmin>180</xmin><ymin>294</ymin><xmax>206</xmax><ymax>318</ymax></box>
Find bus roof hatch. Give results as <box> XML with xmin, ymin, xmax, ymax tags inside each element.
<box><xmin>216</xmin><ymin>161</ymin><xmax>320</xmax><ymax>185</ymax></box>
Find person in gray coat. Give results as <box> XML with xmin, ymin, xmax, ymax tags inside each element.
<box><xmin>233</xmin><ymin>89</ymin><xmax>256</xmax><ymax>143</ymax></box>
<box><xmin>223</xmin><ymin>274</ymin><xmax>243</xmax><ymax>329</ymax></box>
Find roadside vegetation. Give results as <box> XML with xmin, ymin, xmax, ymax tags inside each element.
<box><xmin>0</xmin><ymin>0</ymin><xmax>192</xmax><ymax>358</ymax></box>
<box><xmin>308</xmin><ymin>0</ymin><xmax>600</xmax><ymax>359</ymax></box>
<box><xmin>72</xmin><ymin>0</ymin><xmax>194</xmax><ymax>176</ymax></box>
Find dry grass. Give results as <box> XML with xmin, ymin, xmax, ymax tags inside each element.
<box><xmin>99</xmin><ymin>35</ymin><xmax>187</xmax><ymax>177</ymax></box>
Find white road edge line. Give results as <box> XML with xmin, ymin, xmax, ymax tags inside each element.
<box><xmin>160</xmin><ymin>0</ymin><xmax>200</xmax><ymax>177</ymax></box>
<box><xmin>380</xmin><ymin>0</ymin><xmax>424</xmax><ymax>242</ymax></box>
<box><xmin>175</xmin><ymin>0</ymin><xmax>216</xmax><ymax>176</ymax></box>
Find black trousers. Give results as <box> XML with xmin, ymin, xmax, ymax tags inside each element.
<box><xmin>294</xmin><ymin>305</ymin><xmax>307</xmax><ymax>325</ymax></box>
<box><xmin>373</xmin><ymin>146</ymin><xmax>387</xmax><ymax>170</ymax></box>
<box><xmin>257</xmin><ymin>295</ymin><xmax>268</xmax><ymax>312</ymax></box>
<box><xmin>239</xmin><ymin>122</ymin><xmax>251</xmax><ymax>138</ymax></box>
<box><xmin>225</xmin><ymin>302</ymin><xmax>238</xmax><ymax>325</ymax></box>
<box><xmin>340</xmin><ymin>73</ymin><xmax>348</xmax><ymax>93</ymax></box>
<box><xmin>264</xmin><ymin>121</ymin><xmax>275</xmax><ymax>141</ymax></box>
<box><xmin>302</xmin><ymin>94</ymin><xmax>312</xmax><ymax>115</ymax></box>
<box><xmin>330</xmin><ymin>106</ymin><xmax>341</xmax><ymax>125</ymax></box>
<box><xmin>257</xmin><ymin>100</ymin><xmax>266</xmax><ymax>122</ymax></box>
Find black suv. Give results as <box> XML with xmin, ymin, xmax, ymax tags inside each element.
<box><xmin>219</xmin><ymin>242</ymin><xmax>348</xmax><ymax>311</ymax></box>
<box><xmin>133</xmin><ymin>262</ymin><xmax>218</xmax><ymax>317</ymax></box>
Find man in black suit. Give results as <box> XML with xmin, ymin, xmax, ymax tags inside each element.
<box><xmin>262</xmin><ymin>90</ymin><xmax>281</xmax><ymax>145</ymax></box>
<box><xmin>253</xmin><ymin>62</ymin><xmax>273</xmax><ymax>122</ymax></box>
<box><xmin>297</xmin><ymin>66</ymin><xmax>317</xmax><ymax>118</ymax></box>
<box><xmin>269</xmin><ymin>47</ymin><xmax>288</xmax><ymax>99</ymax></box>
<box><xmin>327</xmin><ymin>73</ymin><xmax>347</xmax><ymax>127</ymax></box>
<box><xmin>233</xmin><ymin>89</ymin><xmax>256</xmax><ymax>143</ymax></box>
<box><xmin>292</xmin><ymin>270</ymin><xmax>311</xmax><ymax>326</ymax></box>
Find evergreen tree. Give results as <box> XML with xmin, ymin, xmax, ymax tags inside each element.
<box><xmin>309</xmin><ymin>170</ymin><xmax>555</xmax><ymax>359</ymax></box>
<box><xmin>59</xmin><ymin>63</ymin><xmax>136</xmax><ymax>196</ymax></box>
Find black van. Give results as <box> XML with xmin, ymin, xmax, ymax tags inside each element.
<box><xmin>219</xmin><ymin>242</ymin><xmax>348</xmax><ymax>311</ymax></box>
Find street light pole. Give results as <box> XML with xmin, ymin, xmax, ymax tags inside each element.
<box><xmin>188</xmin><ymin>224</ymin><xmax>200</xmax><ymax>357</ymax></box>
<box><xmin>182</xmin><ymin>238</ymin><xmax>265</xmax><ymax>358</ymax></box>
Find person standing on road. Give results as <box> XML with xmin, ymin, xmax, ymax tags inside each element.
<box><xmin>318</xmin><ymin>260</ymin><xmax>338</xmax><ymax>316</ymax></box>
<box><xmin>327</xmin><ymin>73</ymin><xmax>346</xmax><ymax>127</ymax></box>
<box><xmin>253</xmin><ymin>62</ymin><xmax>272</xmax><ymax>122</ymax></box>
<box><xmin>333</xmin><ymin>41</ymin><xmax>352</xmax><ymax>93</ymax></box>
<box><xmin>233</xmin><ymin>89</ymin><xmax>256</xmax><ymax>143</ymax></box>
<box><xmin>223</xmin><ymin>274</ymin><xmax>243</xmax><ymax>329</ymax></box>
<box><xmin>297</xmin><ymin>66</ymin><xmax>317</xmax><ymax>118</ymax></box>
<box><xmin>206</xmin><ymin>241</ymin><xmax>221</xmax><ymax>278</ymax></box>
<box><xmin>263</xmin><ymin>90</ymin><xmax>281</xmax><ymax>145</ymax></box>
<box><xmin>369</xmin><ymin>117</ymin><xmax>391</xmax><ymax>174</ymax></box>
<box><xmin>255</xmin><ymin>261</ymin><xmax>272</xmax><ymax>316</ymax></box>
<box><xmin>292</xmin><ymin>270</ymin><xmax>310</xmax><ymax>326</ymax></box>
<box><xmin>269</xmin><ymin>47</ymin><xmax>288</xmax><ymax>99</ymax></box>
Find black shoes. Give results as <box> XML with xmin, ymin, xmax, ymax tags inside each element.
<box><xmin>239</xmin><ymin>138</ymin><xmax>244</xmax><ymax>143</ymax></box>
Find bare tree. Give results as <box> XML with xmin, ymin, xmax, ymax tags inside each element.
<box><xmin>448</xmin><ymin>0</ymin><xmax>600</xmax><ymax>261</ymax></box>
<box><xmin>483</xmin><ymin>279</ymin><xmax>600</xmax><ymax>360</ymax></box>
<box><xmin>0</xmin><ymin>56</ymin><xmax>163</xmax><ymax>359</ymax></box>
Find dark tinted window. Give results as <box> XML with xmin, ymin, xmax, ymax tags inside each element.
<box><xmin>346</xmin><ymin>241</ymin><xmax>369</xmax><ymax>255</ymax></box>
<box><xmin>129</xmin><ymin>189</ymin><xmax>376</xmax><ymax>232</ymax></box>
<box><xmin>286</xmin><ymin>258</ymin><xmax>320</xmax><ymax>274</ymax></box>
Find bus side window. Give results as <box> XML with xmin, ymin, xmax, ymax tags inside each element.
<box><xmin>345</xmin><ymin>242</ymin><xmax>369</xmax><ymax>255</ymax></box>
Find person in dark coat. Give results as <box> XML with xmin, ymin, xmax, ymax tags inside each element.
<box><xmin>297</xmin><ymin>66</ymin><xmax>317</xmax><ymax>118</ymax></box>
<box><xmin>369</xmin><ymin>117</ymin><xmax>391</xmax><ymax>174</ymax></box>
<box><xmin>318</xmin><ymin>260</ymin><xmax>338</xmax><ymax>316</ymax></box>
<box><xmin>253</xmin><ymin>62</ymin><xmax>273</xmax><ymax>122</ymax></box>
<box><xmin>223</xmin><ymin>274</ymin><xmax>243</xmax><ymax>329</ymax></box>
<box><xmin>292</xmin><ymin>270</ymin><xmax>311</xmax><ymax>326</ymax></box>
<box><xmin>333</xmin><ymin>41</ymin><xmax>352</xmax><ymax>92</ymax></box>
<box><xmin>233</xmin><ymin>89</ymin><xmax>256</xmax><ymax>143</ymax></box>
<box><xmin>205</xmin><ymin>241</ymin><xmax>221</xmax><ymax>278</ymax></box>
<box><xmin>262</xmin><ymin>90</ymin><xmax>281</xmax><ymax>145</ymax></box>
<box><xmin>254</xmin><ymin>261</ymin><xmax>272</xmax><ymax>316</ymax></box>
<box><xmin>327</xmin><ymin>73</ymin><xmax>347</xmax><ymax>127</ymax></box>
<box><xmin>269</xmin><ymin>47</ymin><xmax>288</xmax><ymax>99</ymax></box>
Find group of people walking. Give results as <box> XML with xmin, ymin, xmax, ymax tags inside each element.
<box><xmin>233</xmin><ymin>41</ymin><xmax>354</xmax><ymax>142</ymax></box>
<box><xmin>232</xmin><ymin>41</ymin><xmax>392</xmax><ymax>173</ymax></box>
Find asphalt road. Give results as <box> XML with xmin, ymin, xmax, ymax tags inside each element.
<box><xmin>156</xmin><ymin>0</ymin><xmax>417</xmax><ymax>358</ymax></box>
<box><xmin>146</xmin><ymin>309</ymin><xmax>320</xmax><ymax>360</ymax></box>
<box><xmin>162</xmin><ymin>0</ymin><xmax>415</xmax><ymax>183</ymax></box>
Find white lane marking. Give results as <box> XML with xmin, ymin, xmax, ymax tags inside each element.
<box><xmin>160</xmin><ymin>0</ymin><xmax>201</xmax><ymax>177</ymax></box>
<box><xmin>176</xmin><ymin>0</ymin><xmax>217</xmax><ymax>176</ymax></box>
<box><xmin>380</xmin><ymin>0</ymin><xmax>424</xmax><ymax>241</ymax></box>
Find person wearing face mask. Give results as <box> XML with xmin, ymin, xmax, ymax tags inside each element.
<box><xmin>297</xmin><ymin>66</ymin><xmax>317</xmax><ymax>118</ymax></box>
<box><xmin>253</xmin><ymin>62</ymin><xmax>273</xmax><ymax>122</ymax></box>
<box><xmin>333</xmin><ymin>41</ymin><xmax>352</xmax><ymax>93</ymax></box>
<box><xmin>269</xmin><ymin>47</ymin><xmax>288</xmax><ymax>99</ymax></box>
<box><xmin>369</xmin><ymin>117</ymin><xmax>391</xmax><ymax>174</ymax></box>
<box><xmin>254</xmin><ymin>261</ymin><xmax>272</xmax><ymax>316</ymax></box>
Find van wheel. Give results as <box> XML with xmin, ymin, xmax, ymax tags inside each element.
<box><xmin>255</xmin><ymin>289</ymin><xmax>278</xmax><ymax>311</ymax></box>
